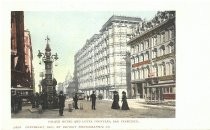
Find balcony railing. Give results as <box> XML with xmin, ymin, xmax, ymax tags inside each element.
<box><xmin>152</xmin><ymin>52</ymin><xmax>175</xmax><ymax>62</ymax></box>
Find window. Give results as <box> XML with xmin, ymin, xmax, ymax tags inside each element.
<box><xmin>135</xmin><ymin>45</ymin><xmax>139</xmax><ymax>54</ymax></box>
<box><xmin>135</xmin><ymin>56</ymin><xmax>139</xmax><ymax>63</ymax></box>
<box><xmin>135</xmin><ymin>70</ymin><xmax>139</xmax><ymax>79</ymax></box>
<box><xmin>168</xmin><ymin>42</ymin><xmax>174</xmax><ymax>54</ymax></box>
<box><xmin>140</xmin><ymin>69</ymin><xmax>143</xmax><ymax>79</ymax></box>
<box><xmin>131</xmin><ymin>47</ymin><xmax>134</xmax><ymax>54</ymax></box>
<box><xmin>144</xmin><ymin>67</ymin><xmax>149</xmax><ymax>78</ymax></box>
<box><xmin>157</xmin><ymin>34</ymin><xmax>161</xmax><ymax>44</ymax></box>
<box><xmin>161</xmin><ymin>32</ymin><xmax>165</xmax><ymax>43</ymax></box>
<box><xmin>167</xmin><ymin>60</ymin><xmax>175</xmax><ymax>75</ymax></box>
<box><xmin>145</xmin><ymin>52</ymin><xmax>149</xmax><ymax>61</ymax></box>
<box><xmin>166</xmin><ymin>63</ymin><xmax>170</xmax><ymax>75</ymax></box>
<box><xmin>152</xmin><ymin>49</ymin><xmax>157</xmax><ymax>59</ymax></box>
<box><xmin>140</xmin><ymin>54</ymin><xmax>144</xmax><ymax>62</ymax></box>
<box><xmin>145</xmin><ymin>40</ymin><xmax>149</xmax><ymax>49</ymax></box>
<box><xmin>165</xmin><ymin>30</ymin><xmax>169</xmax><ymax>41</ymax></box>
<box><xmin>131</xmin><ymin>58</ymin><xmax>134</xmax><ymax>64</ymax></box>
<box><xmin>131</xmin><ymin>71</ymin><xmax>135</xmax><ymax>80</ymax></box>
<box><xmin>169</xmin><ymin>29</ymin><xmax>175</xmax><ymax>39</ymax></box>
<box><xmin>140</xmin><ymin>43</ymin><xmax>144</xmax><ymax>51</ymax></box>
<box><xmin>153</xmin><ymin>65</ymin><xmax>158</xmax><ymax>77</ymax></box>
<box><xmin>160</xmin><ymin>45</ymin><xmax>165</xmax><ymax>56</ymax></box>
<box><xmin>154</xmin><ymin>36</ymin><xmax>157</xmax><ymax>46</ymax></box>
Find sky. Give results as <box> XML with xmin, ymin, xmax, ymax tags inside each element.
<box><xmin>24</xmin><ymin>11</ymin><xmax>157</xmax><ymax>91</ymax></box>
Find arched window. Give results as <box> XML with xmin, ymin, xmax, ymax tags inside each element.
<box><xmin>140</xmin><ymin>69</ymin><xmax>143</xmax><ymax>79</ymax></box>
<box><xmin>162</xmin><ymin>62</ymin><xmax>166</xmax><ymax>76</ymax></box>
<box><xmin>135</xmin><ymin>56</ymin><xmax>139</xmax><ymax>63</ymax></box>
<box><xmin>144</xmin><ymin>68</ymin><xmax>146</xmax><ymax>78</ymax></box>
<box><xmin>131</xmin><ymin>46</ymin><xmax>134</xmax><ymax>54</ymax></box>
<box><xmin>140</xmin><ymin>42</ymin><xmax>144</xmax><ymax>51</ymax></box>
<box><xmin>132</xmin><ymin>58</ymin><xmax>135</xmax><ymax>64</ymax></box>
<box><xmin>166</xmin><ymin>63</ymin><xmax>170</xmax><ymax>75</ymax></box>
<box><xmin>168</xmin><ymin>42</ymin><xmax>174</xmax><ymax>54</ymax></box>
<box><xmin>145</xmin><ymin>51</ymin><xmax>149</xmax><ymax>61</ymax></box>
<box><xmin>159</xmin><ymin>45</ymin><xmax>165</xmax><ymax>56</ymax></box>
<box><xmin>171</xmin><ymin>59</ymin><xmax>175</xmax><ymax>75</ymax></box>
<box><xmin>155</xmin><ymin>65</ymin><xmax>158</xmax><ymax>77</ymax></box>
<box><xmin>135</xmin><ymin>69</ymin><xmax>139</xmax><ymax>79</ymax></box>
<box><xmin>167</xmin><ymin>59</ymin><xmax>175</xmax><ymax>75</ymax></box>
<box><xmin>161</xmin><ymin>32</ymin><xmax>165</xmax><ymax>43</ymax></box>
<box><xmin>145</xmin><ymin>40</ymin><xmax>149</xmax><ymax>49</ymax></box>
<box><xmin>146</xmin><ymin>66</ymin><xmax>150</xmax><ymax>78</ymax></box>
<box><xmin>131</xmin><ymin>71</ymin><xmax>135</xmax><ymax>80</ymax></box>
<box><xmin>141</xmin><ymin>68</ymin><xmax>144</xmax><ymax>79</ymax></box>
<box><xmin>152</xmin><ymin>48</ymin><xmax>157</xmax><ymax>59</ymax></box>
<box><xmin>140</xmin><ymin>53</ymin><xmax>144</xmax><ymax>62</ymax></box>
<box><xmin>135</xmin><ymin>45</ymin><xmax>139</xmax><ymax>54</ymax></box>
<box><xmin>158</xmin><ymin>63</ymin><xmax>165</xmax><ymax>77</ymax></box>
<box><xmin>165</xmin><ymin>29</ymin><xmax>169</xmax><ymax>41</ymax></box>
<box><xmin>154</xmin><ymin>36</ymin><xmax>157</xmax><ymax>46</ymax></box>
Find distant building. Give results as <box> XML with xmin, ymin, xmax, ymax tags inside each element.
<box><xmin>66</xmin><ymin>80</ymin><xmax>76</xmax><ymax>98</ymax></box>
<box><xmin>127</xmin><ymin>11</ymin><xmax>176</xmax><ymax>102</ymax></box>
<box><xmin>11</xmin><ymin>11</ymin><xmax>34</xmax><ymax>89</ymax></box>
<box><xmin>57</xmin><ymin>82</ymin><xmax>64</xmax><ymax>93</ymax></box>
<box><xmin>74</xmin><ymin>15</ymin><xmax>142</xmax><ymax>98</ymax></box>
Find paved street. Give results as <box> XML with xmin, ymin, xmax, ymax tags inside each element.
<box><xmin>11</xmin><ymin>99</ymin><xmax>175</xmax><ymax>118</ymax></box>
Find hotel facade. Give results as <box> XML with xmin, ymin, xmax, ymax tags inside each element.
<box><xmin>74</xmin><ymin>16</ymin><xmax>142</xmax><ymax>98</ymax></box>
<box><xmin>127</xmin><ymin>11</ymin><xmax>176</xmax><ymax>102</ymax></box>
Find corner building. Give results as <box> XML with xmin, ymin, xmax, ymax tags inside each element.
<box><xmin>74</xmin><ymin>16</ymin><xmax>142</xmax><ymax>98</ymax></box>
<box><xmin>127</xmin><ymin>11</ymin><xmax>176</xmax><ymax>102</ymax></box>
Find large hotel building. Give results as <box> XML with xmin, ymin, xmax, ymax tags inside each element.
<box><xmin>128</xmin><ymin>11</ymin><xmax>176</xmax><ymax>102</ymax></box>
<box><xmin>74</xmin><ymin>12</ymin><xmax>176</xmax><ymax>101</ymax></box>
<box><xmin>74</xmin><ymin>16</ymin><xmax>142</xmax><ymax>98</ymax></box>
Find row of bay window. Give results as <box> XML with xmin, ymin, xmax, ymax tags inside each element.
<box><xmin>131</xmin><ymin>28</ymin><xmax>175</xmax><ymax>54</ymax></box>
<box><xmin>131</xmin><ymin>60</ymin><xmax>175</xmax><ymax>80</ymax></box>
<box><xmin>131</xmin><ymin>43</ymin><xmax>174</xmax><ymax>64</ymax></box>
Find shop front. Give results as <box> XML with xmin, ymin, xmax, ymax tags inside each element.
<box><xmin>145</xmin><ymin>75</ymin><xmax>176</xmax><ymax>104</ymax></box>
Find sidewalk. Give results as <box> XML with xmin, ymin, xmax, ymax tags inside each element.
<box><xmin>103</xmin><ymin>98</ymin><xmax>175</xmax><ymax>110</ymax></box>
<box><xmin>129</xmin><ymin>99</ymin><xmax>175</xmax><ymax>110</ymax></box>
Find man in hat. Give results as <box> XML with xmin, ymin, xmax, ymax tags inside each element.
<box><xmin>73</xmin><ymin>93</ymin><xmax>79</xmax><ymax>109</ymax></box>
<box><xmin>90</xmin><ymin>91</ymin><xmax>96</xmax><ymax>110</ymax></box>
<box><xmin>58</xmin><ymin>91</ymin><xmax>66</xmax><ymax>116</ymax></box>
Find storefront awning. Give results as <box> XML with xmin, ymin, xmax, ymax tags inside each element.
<box><xmin>146</xmin><ymin>83</ymin><xmax>175</xmax><ymax>88</ymax></box>
<box><xmin>131</xmin><ymin>79</ymin><xmax>146</xmax><ymax>83</ymax></box>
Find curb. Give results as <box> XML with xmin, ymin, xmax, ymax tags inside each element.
<box><xmin>143</xmin><ymin>105</ymin><xmax>175</xmax><ymax>110</ymax></box>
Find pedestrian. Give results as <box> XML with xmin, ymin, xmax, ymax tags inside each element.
<box><xmin>121</xmin><ymin>91</ymin><xmax>129</xmax><ymax>110</ymax></box>
<box><xmin>11</xmin><ymin>91</ymin><xmax>16</xmax><ymax>113</ymax></box>
<box><xmin>90</xmin><ymin>91</ymin><xmax>96</xmax><ymax>110</ymax></box>
<box><xmin>35</xmin><ymin>92</ymin><xmax>39</xmax><ymax>108</ymax></box>
<box><xmin>58</xmin><ymin>91</ymin><xmax>66</xmax><ymax>116</ymax></box>
<box><xmin>111</xmin><ymin>91</ymin><xmax>120</xmax><ymax>109</ymax></box>
<box><xmin>16</xmin><ymin>92</ymin><xmax>22</xmax><ymax>111</ymax></box>
<box><xmin>87</xmin><ymin>95</ymin><xmax>90</xmax><ymax>101</ymax></box>
<box><xmin>73</xmin><ymin>93</ymin><xmax>79</xmax><ymax>109</ymax></box>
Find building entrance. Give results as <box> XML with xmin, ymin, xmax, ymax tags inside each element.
<box><xmin>137</xmin><ymin>83</ymin><xmax>143</xmax><ymax>99</ymax></box>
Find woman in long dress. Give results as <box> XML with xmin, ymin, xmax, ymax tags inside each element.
<box><xmin>111</xmin><ymin>91</ymin><xmax>120</xmax><ymax>109</ymax></box>
<box><xmin>121</xmin><ymin>91</ymin><xmax>130</xmax><ymax>110</ymax></box>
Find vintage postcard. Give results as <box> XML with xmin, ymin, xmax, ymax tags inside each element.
<box><xmin>1</xmin><ymin>0</ymin><xmax>210</xmax><ymax>130</ymax></box>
